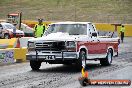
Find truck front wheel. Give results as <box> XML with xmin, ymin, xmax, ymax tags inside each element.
<box><xmin>76</xmin><ymin>51</ymin><xmax>86</xmax><ymax>70</ymax></box>
<box><xmin>100</xmin><ymin>49</ymin><xmax>112</xmax><ymax>66</ymax></box>
<box><xmin>30</xmin><ymin>61</ymin><xmax>42</xmax><ymax>70</ymax></box>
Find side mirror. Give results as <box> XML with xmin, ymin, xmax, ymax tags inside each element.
<box><xmin>92</xmin><ymin>33</ymin><xmax>97</xmax><ymax>37</ymax></box>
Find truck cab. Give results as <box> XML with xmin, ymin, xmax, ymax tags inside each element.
<box><xmin>26</xmin><ymin>22</ymin><xmax>119</xmax><ymax>70</ymax></box>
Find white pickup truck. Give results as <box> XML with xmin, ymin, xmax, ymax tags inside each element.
<box><xmin>26</xmin><ymin>22</ymin><xmax>119</xmax><ymax>70</ymax></box>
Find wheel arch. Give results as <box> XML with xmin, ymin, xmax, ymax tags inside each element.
<box><xmin>78</xmin><ymin>46</ymin><xmax>88</xmax><ymax>57</ymax></box>
<box><xmin>107</xmin><ymin>46</ymin><xmax>114</xmax><ymax>56</ymax></box>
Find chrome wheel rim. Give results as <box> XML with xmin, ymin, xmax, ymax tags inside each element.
<box><xmin>108</xmin><ymin>52</ymin><xmax>112</xmax><ymax>63</ymax></box>
<box><xmin>82</xmin><ymin>54</ymin><xmax>86</xmax><ymax>68</ymax></box>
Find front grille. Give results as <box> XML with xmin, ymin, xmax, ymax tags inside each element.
<box><xmin>35</xmin><ymin>41</ymin><xmax>65</xmax><ymax>51</ymax></box>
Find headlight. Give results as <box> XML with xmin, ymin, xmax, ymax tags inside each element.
<box><xmin>66</xmin><ymin>41</ymin><xmax>76</xmax><ymax>48</ymax></box>
<box><xmin>28</xmin><ymin>42</ymin><xmax>35</xmax><ymax>48</ymax></box>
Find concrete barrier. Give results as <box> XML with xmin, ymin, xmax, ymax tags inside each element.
<box><xmin>0</xmin><ymin>37</ymin><xmax>33</xmax><ymax>63</ymax></box>
<box><xmin>0</xmin><ymin>48</ymin><xmax>14</xmax><ymax>65</ymax></box>
<box><xmin>0</xmin><ymin>38</ymin><xmax>17</xmax><ymax>48</ymax></box>
<box><xmin>0</xmin><ymin>37</ymin><xmax>33</xmax><ymax>48</ymax></box>
<box><xmin>0</xmin><ymin>47</ymin><xmax>27</xmax><ymax>64</ymax></box>
<box><xmin>13</xmin><ymin>37</ymin><xmax>33</xmax><ymax>62</ymax></box>
<box><xmin>13</xmin><ymin>47</ymin><xmax>27</xmax><ymax>62</ymax></box>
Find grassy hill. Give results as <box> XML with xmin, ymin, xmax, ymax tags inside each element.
<box><xmin>0</xmin><ymin>0</ymin><xmax>132</xmax><ymax>23</ymax></box>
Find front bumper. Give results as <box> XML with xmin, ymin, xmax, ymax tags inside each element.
<box><xmin>26</xmin><ymin>51</ymin><xmax>78</xmax><ymax>61</ymax></box>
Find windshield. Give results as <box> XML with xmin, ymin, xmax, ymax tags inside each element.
<box><xmin>44</xmin><ymin>24</ymin><xmax>87</xmax><ymax>35</ymax></box>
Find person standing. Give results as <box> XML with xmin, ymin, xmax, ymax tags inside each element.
<box><xmin>34</xmin><ymin>19</ymin><xmax>45</xmax><ymax>37</ymax></box>
<box><xmin>120</xmin><ymin>25</ymin><xmax>125</xmax><ymax>43</ymax></box>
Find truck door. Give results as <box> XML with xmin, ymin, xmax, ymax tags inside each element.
<box><xmin>87</xmin><ymin>23</ymin><xmax>100</xmax><ymax>54</ymax></box>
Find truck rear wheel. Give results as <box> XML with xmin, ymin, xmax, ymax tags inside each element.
<box><xmin>76</xmin><ymin>51</ymin><xmax>86</xmax><ymax>70</ymax></box>
<box><xmin>100</xmin><ymin>49</ymin><xmax>112</xmax><ymax>66</ymax></box>
<box><xmin>30</xmin><ymin>61</ymin><xmax>41</xmax><ymax>70</ymax></box>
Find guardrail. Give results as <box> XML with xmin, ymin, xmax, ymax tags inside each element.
<box><xmin>95</xmin><ymin>23</ymin><xmax>132</xmax><ymax>37</ymax></box>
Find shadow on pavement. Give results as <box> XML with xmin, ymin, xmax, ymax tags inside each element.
<box><xmin>30</xmin><ymin>63</ymin><xmax>109</xmax><ymax>73</ymax></box>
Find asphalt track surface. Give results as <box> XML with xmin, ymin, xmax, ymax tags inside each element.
<box><xmin>0</xmin><ymin>37</ymin><xmax>132</xmax><ymax>88</ymax></box>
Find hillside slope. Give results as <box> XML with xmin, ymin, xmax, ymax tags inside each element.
<box><xmin>0</xmin><ymin>0</ymin><xmax>132</xmax><ymax>23</ymax></box>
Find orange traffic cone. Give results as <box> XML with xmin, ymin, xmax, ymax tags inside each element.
<box><xmin>81</xmin><ymin>67</ymin><xmax>89</xmax><ymax>78</ymax></box>
<box><xmin>78</xmin><ymin>67</ymin><xmax>91</xmax><ymax>86</ymax></box>
<box><xmin>15</xmin><ymin>38</ymin><xmax>20</xmax><ymax>48</ymax></box>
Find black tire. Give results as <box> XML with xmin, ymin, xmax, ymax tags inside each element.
<box><xmin>4</xmin><ymin>34</ymin><xmax>10</xmax><ymax>39</ymax></box>
<box><xmin>100</xmin><ymin>49</ymin><xmax>113</xmax><ymax>66</ymax></box>
<box><xmin>76</xmin><ymin>51</ymin><xmax>86</xmax><ymax>70</ymax></box>
<box><xmin>30</xmin><ymin>61</ymin><xmax>42</xmax><ymax>70</ymax></box>
<box><xmin>63</xmin><ymin>62</ymin><xmax>72</xmax><ymax>66</ymax></box>
<box><xmin>116</xmin><ymin>52</ymin><xmax>118</xmax><ymax>57</ymax></box>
